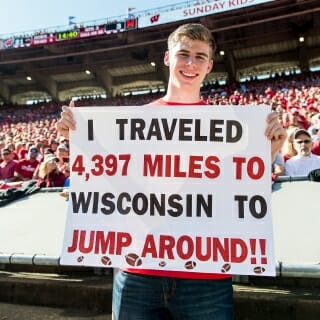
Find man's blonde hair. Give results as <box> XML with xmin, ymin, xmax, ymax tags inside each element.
<box><xmin>167</xmin><ymin>23</ymin><xmax>216</xmax><ymax>59</ymax></box>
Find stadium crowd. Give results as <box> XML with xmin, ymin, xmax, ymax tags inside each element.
<box><xmin>1</xmin><ymin>70</ymin><xmax>320</xmax><ymax>188</ymax></box>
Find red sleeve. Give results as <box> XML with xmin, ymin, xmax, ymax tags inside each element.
<box><xmin>52</xmin><ymin>172</ymin><xmax>66</xmax><ymax>187</ymax></box>
<box><xmin>312</xmin><ymin>140</ymin><xmax>320</xmax><ymax>156</ymax></box>
<box><xmin>14</xmin><ymin>161</ymin><xmax>22</xmax><ymax>173</ymax></box>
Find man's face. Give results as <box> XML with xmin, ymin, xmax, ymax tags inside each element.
<box><xmin>164</xmin><ymin>36</ymin><xmax>213</xmax><ymax>90</ymax></box>
<box><xmin>28</xmin><ymin>148</ymin><xmax>38</xmax><ymax>160</ymax></box>
<box><xmin>1</xmin><ymin>150</ymin><xmax>11</xmax><ymax>161</ymax></box>
<box><xmin>288</xmin><ymin>112</ymin><xmax>300</xmax><ymax>124</ymax></box>
<box><xmin>293</xmin><ymin>133</ymin><xmax>313</xmax><ymax>156</ymax></box>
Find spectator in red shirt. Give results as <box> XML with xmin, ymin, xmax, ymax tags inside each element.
<box><xmin>48</xmin><ymin>139</ymin><xmax>59</xmax><ymax>153</ymax></box>
<box><xmin>14</xmin><ymin>146</ymin><xmax>40</xmax><ymax>181</ymax></box>
<box><xmin>36</xmin><ymin>154</ymin><xmax>66</xmax><ymax>188</ymax></box>
<box><xmin>18</xmin><ymin>141</ymin><xmax>28</xmax><ymax>160</ymax></box>
<box><xmin>312</xmin><ymin>138</ymin><xmax>320</xmax><ymax>156</ymax></box>
<box><xmin>311</xmin><ymin>116</ymin><xmax>320</xmax><ymax>155</ymax></box>
<box><xmin>6</xmin><ymin>142</ymin><xmax>19</xmax><ymax>161</ymax></box>
<box><xmin>0</xmin><ymin>148</ymin><xmax>17</xmax><ymax>182</ymax></box>
<box><xmin>56</xmin><ymin>143</ymin><xmax>69</xmax><ymax>170</ymax></box>
<box><xmin>0</xmin><ymin>140</ymin><xmax>5</xmax><ymax>162</ymax></box>
<box><xmin>265</xmin><ymin>86</ymin><xmax>276</xmax><ymax>99</ymax></box>
<box><xmin>283</xmin><ymin>107</ymin><xmax>308</xmax><ymax>130</ymax></box>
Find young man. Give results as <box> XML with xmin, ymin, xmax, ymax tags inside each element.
<box><xmin>57</xmin><ymin>23</ymin><xmax>286</xmax><ymax>320</ymax></box>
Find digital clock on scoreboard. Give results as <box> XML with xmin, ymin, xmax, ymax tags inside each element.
<box><xmin>56</xmin><ymin>30</ymin><xmax>79</xmax><ymax>41</ymax></box>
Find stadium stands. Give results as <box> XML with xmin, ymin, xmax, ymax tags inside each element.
<box><xmin>1</xmin><ymin>71</ymin><xmax>319</xmax><ymax>186</ymax></box>
<box><xmin>1</xmin><ymin>71</ymin><xmax>319</xmax><ymax>143</ymax></box>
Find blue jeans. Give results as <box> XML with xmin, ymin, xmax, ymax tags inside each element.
<box><xmin>112</xmin><ymin>270</ymin><xmax>234</xmax><ymax>320</ymax></box>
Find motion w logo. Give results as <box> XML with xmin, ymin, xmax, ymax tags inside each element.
<box><xmin>150</xmin><ymin>14</ymin><xmax>160</xmax><ymax>23</ymax></box>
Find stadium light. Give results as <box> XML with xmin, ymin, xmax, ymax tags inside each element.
<box><xmin>299</xmin><ymin>36</ymin><xmax>305</xmax><ymax>43</ymax></box>
<box><xmin>26</xmin><ymin>76</ymin><xmax>32</xmax><ymax>81</ymax></box>
<box><xmin>85</xmin><ymin>70</ymin><xmax>91</xmax><ymax>75</ymax></box>
<box><xmin>150</xmin><ymin>61</ymin><xmax>156</xmax><ymax>67</ymax></box>
<box><xmin>219</xmin><ymin>50</ymin><xmax>225</xmax><ymax>56</ymax></box>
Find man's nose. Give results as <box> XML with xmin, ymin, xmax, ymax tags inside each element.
<box><xmin>186</xmin><ymin>56</ymin><xmax>196</xmax><ymax>65</ymax></box>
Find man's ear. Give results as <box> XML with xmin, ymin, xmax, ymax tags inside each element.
<box><xmin>207</xmin><ymin>60</ymin><xmax>214</xmax><ymax>74</ymax></box>
<box><xmin>164</xmin><ymin>51</ymin><xmax>170</xmax><ymax>66</ymax></box>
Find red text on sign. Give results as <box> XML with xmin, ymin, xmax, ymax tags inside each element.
<box><xmin>141</xmin><ymin>234</ymin><xmax>267</xmax><ymax>264</ymax></box>
<box><xmin>143</xmin><ymin>154</ymin><xmax>220</xmax><ymax>178</ymax></box>
<box><xmin>67</xmin><ymin>229</ymin><xmax>132</xmax><ymax>255</ymax></box>
<box><xmin>71</xmin><ymin>154</ymin><xmax>131</xmax><ymax>177</ymax></box>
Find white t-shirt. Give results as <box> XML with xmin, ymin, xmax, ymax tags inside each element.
<box><xmin>285</xmin><ymin>153</ymin><xmax>320</xmax><ymax>176</ymax></box>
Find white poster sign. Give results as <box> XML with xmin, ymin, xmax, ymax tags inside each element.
<box><xmin>60</xmin><ymin>105</ymin><xmax>274</xmax><ymax>276</ymax></box>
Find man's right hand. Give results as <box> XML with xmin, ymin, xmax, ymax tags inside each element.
<box><xmin>56</xmin><ymin>100</ymin><xmax>76</xmax><ymax>139</ymax></box>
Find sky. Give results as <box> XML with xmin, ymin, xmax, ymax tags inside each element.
<box><xmin>0</xmin><ymin>0</ymin><xmax>182</xmax><ymax>36</ymax></box>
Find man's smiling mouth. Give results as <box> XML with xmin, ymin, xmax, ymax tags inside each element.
<box><xmin>181</xmin><ymin>71</ymin><xmax>198</xmax><ymax>78</ymax></box>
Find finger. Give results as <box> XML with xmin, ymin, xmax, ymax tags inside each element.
<box><xmin>271</xmin><ymin>127</ymin><xmax>287</xmax><ymax>159</ymax></box>
<box><xmin>267</xmin><ymin>123</ymin><xmax>284</xmax><ymax>141</ymax></box>
<box><xmin>62</xmin><ymin>105</ymin><xmax>72</xmax><ymax>113</ymax></box>
<box><xmin>69</xmin><ymin>100</ymin><xmax>75</xmax><ymax>108</ymax></box>
<box><xmin>61</xmin><ymin>106</ymin><xmax>76</xmax><ymax>130</ymax></box>
<box><xmin>56</xmin><ymin>121</ymin><xmax>70</xmax><ymax>139</ymax></box>
<box><xmin>265</xmin><ymin>120</ymin><xmax>277</xmax><ymax>139</ymax></box>
<box><xmin>61</xmin><ymin>116</ymin><xmax>76</xmax><ymax>131</ymax></box>
<box><xmin>266</xmin><ymin>111</ymin><xmax>278</xmax><ymax>123</ymax></box>
<box><xmin>271</xmin><ymin>126</ymin><xmax>284</xmax><ymax>141</ymax></box>
<box><xmin>265</xmin><ymin>112</ymin><xmax>282</xmax><ymax>139</ymax></box>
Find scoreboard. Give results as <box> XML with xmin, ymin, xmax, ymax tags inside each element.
<box><xmin>0</xmin><ymin>18</ymin><xmax>138</xmax><ymax>49</ymax></box>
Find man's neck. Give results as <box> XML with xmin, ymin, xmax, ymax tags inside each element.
<box><xmin>164</xmin><ymin>84</ymin><xmax>201</xmax><ymax>104</ymax></box>
<box><xmin>298</xmin><ymin>153</ymin><xmax>312</xmax><ymax>158</ymax></box>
